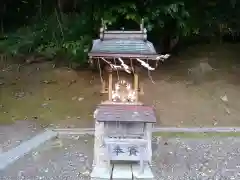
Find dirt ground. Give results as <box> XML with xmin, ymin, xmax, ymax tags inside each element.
<box><xmin>1</xmin><ymin>43</ymin><xmax>240</xmax><ymax>128</ymax></box>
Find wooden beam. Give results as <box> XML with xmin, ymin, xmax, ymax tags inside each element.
<box><xmin>100</xmin><ymin>80</ymin><xmax>108</xmax><ymax>94</ymax></box>
<box><xmin>134</xmin><ymin>73</ymin><xmax>139</xmax><ymax>102</ymax></box>
<box><xmin>101</xmin><ymin>101</ymin><xmax>143</xmax><ymax>105</ymax></box>
<box><xmin>139</xmin><ymin>82</ymin><xmax>144</xmax><ymax>95</ymax></box>
<box><xmin>108</xmin><ymin>72</ymin><xmax>113</xmax><ymax>101</ymax></box>
<box><xmin>100</xmin><ymin>66</ymin><xmax>109</xmax><ymax>94</ymax></box>
<box><xmin>104</xmin><ymin>138</ymin><xmax>147</xmax><ymax>145</ymax></box>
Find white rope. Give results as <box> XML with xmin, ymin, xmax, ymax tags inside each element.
<box><xmin>101</xmin><ymin>57</ymin><xmax>122</xmax><ymax>70</ymax></box>
<box><xmin>156</xmin><ymin>54</ymin><xmax>170</xmax><ymax>61</ymax></box>
<box><xmin>136</xmin><ymin>58</ymin><xmax>155</xmax><ymax>71</ymax></box>
<box><xmin>117</xmin><ymin>57</ymin><xmax>131</xmax><ymax>73</ymax></box>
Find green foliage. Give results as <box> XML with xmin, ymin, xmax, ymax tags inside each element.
<box><xmin>1</xmin><ymin>0</ymin><xmax>240</xmax><ymax>64</ymax></box>
<box><xmin>103</xmin><ymin>3</ymin><xmax>140</xmax><ymax>25</ymax></box>
<box><xmin>0</xmin><ymin>12</ymin><xmax>92</xmax><ymax>64</ymax></box>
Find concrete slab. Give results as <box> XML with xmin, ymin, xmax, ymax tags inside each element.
<box><xmin>0</xmin><ymin>130</ymin><xmax>57</xmax><ymax>170</ymax></box>
<box><xmin>0</xmin><ymin>120</ymin><xmax>43</xmax><ymax>152</ymax></box>
<box><xmin>132</xmin><ymin>164</ymin><xmax>154</xmax><ymax>180</ymax></box>
<box><xmin>112</xmin><ymin>164</ymin><xmax>133</xmax><ymax>180</ymax></box>
<box><xmin>91</xmin><ymin>165</ymin><xmax>113</xmax><ymax>180</ymax></box>
<box><xmin>1</xmin><ymin>135</ymin><xmax>94</xmax><ymax>180</ymax></box>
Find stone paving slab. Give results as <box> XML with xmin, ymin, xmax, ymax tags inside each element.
<box><xmin>1</xmin><ymin>135</ymin><xmax>240</xmax><ymax>180</ymax></box>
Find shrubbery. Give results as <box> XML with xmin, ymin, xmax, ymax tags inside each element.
<box><xmin>1</xmin><ymin>0</ymin><xmax>240</xmax><ymax>65</ymax></box>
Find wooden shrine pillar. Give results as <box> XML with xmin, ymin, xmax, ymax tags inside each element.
<box><xmin>102</xmin><ymin>65</ymin><xmax>113</xmax><ymax>101</ymax></box>
<box><xmin>108</xmin><ymin>71</ymin><xmax>113</xmax><ymax>101</ymax></box>
<box><xmin>100</xmin><ymin>65</ymin><xmax>113</xmax><ymax>96</ymax></box>
<box><xmin>100</xmin><ymin>80</ymin><xmax>106</xmax><ymax>94</ymax></box>
<box><xmin>134</xmin><ymin>66</ymin><xmax>142</xmax><ymax>102</ymax></box>
<box><xmin>139</xmin><ymin>81</ymin><xmax>144</xmax><ymax>95</ymax></box>
<box><xmin>138</xmin><ymin>66</ymin><xmax>144</xmax><ymax>95</ymax></box>
<box><xmin>134</xmin><ymin>73</ymin><xmax>139</xmax><ymax>102</ymax></box>
<box><xmin>100</xmin><ymin>65</ymin><xmax>108</xmax><ymax>94</ymax></box>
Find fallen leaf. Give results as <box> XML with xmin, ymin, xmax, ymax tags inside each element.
<box><xmin>15</xmin><ymin>91</ymin><xmax>25</xmax><ymax>99</ymax></box>
<box><xmin>72</xmin><ymin>96</ymin><xmax>77</xmax><ymax>100</ymax></box>
<box><xmin>81</xmin><ymin>170</ymin><xmax>90</xmax><ymax>176</ymax></box>
<box><xmin>41</xmin><ymin>80</ymin><xmax>57</xmax><ymax>84</ymax></box>
<box><xmin>68</xmin><ymin>80</ymin><xmax>77</xmax><ymax>87</ymax></box>
<box><xmin>213</xmin><ymin>121</ymin><xmax>218</xmax><ymax>126</ymax></box>
<box><xmin>225</xmin><ymin>107</ymin><xmax>231</xmax><ymax>115</ymax></box>
<box><xmin>51</xmin><ymin>139</ymin><xmax>63</xmax><ymax>148</ymax></box>
<box><xmin>220</xmin><ymin>95</ymin><xmax>228</xmax><ymax>102</ymax></box>
<box><xmin>72</xmin><ymin>136</ymin><xmax>80</xmax><ymax>140</ymax></box>
<box><xmin>78</xmin><ymin>97</ymin><xmax>84</xmax><ymax>101</ymax></box>
<box><xmin>41</xmin><ymin>103</ymin><xmax>48</xmax><ymax>107</ymax></box>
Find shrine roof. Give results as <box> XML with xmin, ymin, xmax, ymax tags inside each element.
<box><xmin>88</xmin><ymin>27</ymin><xmax>160</xmax><ymax>59</ymax></box>
<box><xmin>90</xmin><ymin>39</ymin><xmax>157</xmax><ymax>54</ymax></box>
<box><xmin>95</xmin><ymin>104</ymin><xmax>156</xmax><ymax>123</ymax></box>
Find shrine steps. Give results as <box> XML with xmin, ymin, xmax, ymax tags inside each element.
<box><xmin>132</xmin><ymin>164</ymin><xmax>154</xmax><ymax>180</ymax></box>
<box><xmin>90</xmin><ymin>166</ymin><xmax>112</xmax><ymax>180</ymax></box>
<box><xmin>91</xmin><ymin>163</ymin><xmax>154</xmax><ymax>180</ymax></box>
<box><xmin>112</xmin><ymin>164</ymin><xmax>132</xmax><ymax>180</ymax></box>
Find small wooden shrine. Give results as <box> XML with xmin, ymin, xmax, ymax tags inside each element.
<box><xmin>89</xmin><ymin>19</ymin><xmax>169</xmax><ymax>180</ymax></box>
<box><xmin>88</xmin><ymin>19</ymin><xmax>169</xmax><ymax>102</ymax></box>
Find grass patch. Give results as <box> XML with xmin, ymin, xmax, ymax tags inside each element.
<box><xmin>153</xmin><ymin>132</ymin><xmax>240</xmax><ymax>138</ymax></box>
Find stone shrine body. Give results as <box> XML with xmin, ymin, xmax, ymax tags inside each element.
<box><xmin>92</xmin><ymin>105</ymin><xmax>156</xmax><ymax>180</ymax></box>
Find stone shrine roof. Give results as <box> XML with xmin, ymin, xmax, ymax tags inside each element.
<box><xmin>89</xmin><ymin>39</ymin><xmax>157</xmax><ymax>55</ymax></box>
<box><xmin>88</xmin><ymin>28</ymin><xmax>159</xmax><ymax>59</ymax></box>
<box><xmin>95</xmin><ymin>104</ymin><xmax>156</xmax><ymax>123</ymax></box>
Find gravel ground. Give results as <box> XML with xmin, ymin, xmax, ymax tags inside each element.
<box><xmin>1</xmin><ymin>134</ymin><xmax>94</xmax><ymax>180</ymax></box>
<box><xmin>1</xmin><ymin>135</ymin><xmax>240</xmax><ymax>180</ymax></box>
<box><xmin>0</xmin><ymin>121</ymin><xmax>42</xmax><ymax>153</ymax></box>
<box><xmin>152</xmin><ymin>137</ymin><xmax>240</xmax><ymax>179</ymax></box>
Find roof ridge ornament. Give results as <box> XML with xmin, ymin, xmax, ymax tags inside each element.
<box><xmin>140</xmin><ymin>18</ymin><xmax>144</xmax><ymax>31</ymax></box>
